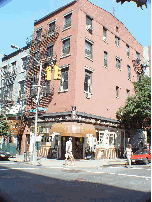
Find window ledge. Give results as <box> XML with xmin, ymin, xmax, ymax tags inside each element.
<box><xmin>128</xmin><ymin>78</ymin><xmax>132</xmax><ymax>82</ymax></box>
<box><xmin>127</xmin><ymin>56</ymin><xmax>130</xmax><ymax>59</ymax></box>
<box><xmin>62</xmin><ymin>26</ymin><xmax>71</xmax><ymax>32</ymax></box>
<box><xmin>103</xmin><ymin>65</ymin><xmax>108</xmax><ymax>69</ymax></box>
<box><xmin>84</xmin><ymin>91</ymin><xmax>93</xmax><ymax>95</ymax></box>
<box><xmin>60</xmin><ymin>54</ymin><xmax>71</xmax><ymax>59</ymax></box>
<box><xmin>85</xmin><ymin>55</ymin><xmax>93</xmax><ymax>62</ymax></box>
<box><xmin>103</xmin><ymin>39</ymin><xmax>108</xmax><ymax>44</ymax></box>
<box><xmin>115</xmin><ymin>45</ymin><xmax>120</xmax><ymax>47</ymax></box>
<box><xmin>115</xmin><ymin>67</ymin><xmax>122</xmax><ymax>71</ymax></box>
<box><xmin>58</xmin><ymin>89</ymin><xmax>68</xmax><ymax>93</ymax></box>
<box><xmin>19</xmin><ymin>70</ymin><xmax>25</xmax><ymax>74</ymax></box>
<box><xmin>116</xmin><ymin>96</ymin><xmax>119</xmax><ymax>99</ymax></box>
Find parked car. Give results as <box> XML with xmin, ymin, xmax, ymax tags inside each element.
<box><xmin>131</xmin><ymin>149</ymin><xmax>151</xmax><ymax>164</ymax></box>
<box><xmin>0</xmin><ymin>150</ymin><xmax>11</xmax><ymax>160</ymax></box>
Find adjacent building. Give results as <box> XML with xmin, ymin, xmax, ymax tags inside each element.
<box><xmin>0</xmin><ymin>45</ymin><xmax>30</xmax><ymax>153</ymax></box>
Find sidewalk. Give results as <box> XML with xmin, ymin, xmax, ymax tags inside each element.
<box><xmin>9</xmin><ymin>154</ymin><xmax>126</xmax><ymax>168</ymax></box>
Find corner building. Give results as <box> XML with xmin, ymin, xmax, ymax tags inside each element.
<box><xmin>24</xmin><ymin>0</ymin><xmax>143</xmax><ymax>159</ymax></box>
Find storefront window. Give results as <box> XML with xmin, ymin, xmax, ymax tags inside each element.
<box><xmin>109</xmin><ymin>133</ymin><xmax>116</xmax><ymax>146</ymax></box>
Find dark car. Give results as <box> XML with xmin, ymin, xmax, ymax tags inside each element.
<box><xmin>131</xmin><ymin>149</ymin><xmax>151</xmax><ymax>165</ymax></box>
<box><xmin>0</xmin><ymin>150</ymin><xmax>11</xmax><ymax>160</ymax></box>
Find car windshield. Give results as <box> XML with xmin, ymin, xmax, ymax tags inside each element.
<box><xmin>134</xmin><ymin>149</ymin><xmax>148</xmax><ymax>155</ymax></box>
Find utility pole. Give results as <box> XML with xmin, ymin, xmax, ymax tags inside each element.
<box><xmin>31</xmin><ymin>62</ymin><xmax>42</xmax><ymax>162</ymax></box>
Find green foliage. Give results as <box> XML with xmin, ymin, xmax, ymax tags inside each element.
<box><xmin>0</xmin><ymin>113</ymin><xmax>9</xmax><ymax>136</ymax></box>
<box><xmin>116</xmin><ymin>76</ymin><xmax>151</xmax><ymax>129</ymax></box>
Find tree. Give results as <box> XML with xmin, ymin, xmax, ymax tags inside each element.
<box><xmin>116</xmin><ymin>76</ymin><xmax>151</xmax><ymax>130</ymax></box>
<box><xmin>0</xmin><ymin>113</ymin><xmax>9</xmax><ymax>136</ymax></box>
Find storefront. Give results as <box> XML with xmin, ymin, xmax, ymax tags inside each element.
<box><xmin>49</xmin><ymin>122</ymin><xmax>97</xmax><ymax>159</ymax></box>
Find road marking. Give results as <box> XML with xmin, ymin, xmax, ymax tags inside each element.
<box><xmin>87</xmin><ymin>171</ymin><xmax>151</xmax><ymax>179</ymax></box>
<box><xmin>0</xmin><ymin>169</ymin><xmax>10</xmax><ymax>170</ymax></box>
<box><xmin>0</xmin><ymin>162</ymin><xmax>16</xmax><ymax>165</ymax></box>
<box><xmin>11</xmin><ymin>168</ymin><xmax>39</xmax><ymax>170</ymax></box>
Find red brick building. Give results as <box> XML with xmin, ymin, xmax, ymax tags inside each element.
<box><xmin>23</xmin><ymin>0</ymin><xmax>143</xmax><ymax>159</ymax></box>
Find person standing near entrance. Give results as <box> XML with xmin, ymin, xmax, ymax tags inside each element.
<box><xmin>65</xmin><ymin>137</ymin><xmax>75</xmax><ymax>166</ymax></box>
<box><xmin>124</xmin><ymin>144</ymin><xmax>133</xmax><ymax>168</ymax></box>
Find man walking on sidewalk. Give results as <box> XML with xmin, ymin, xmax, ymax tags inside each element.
<box><xmin>124</xmin><ymin>144</ymin><xmax>133</xmax><ymax>168</ymax></box>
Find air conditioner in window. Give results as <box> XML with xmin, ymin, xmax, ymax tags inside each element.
<box><xmin>86</xmin><ymin>92</ymin><xmax>91</xmax><ymax>99</ymax></box>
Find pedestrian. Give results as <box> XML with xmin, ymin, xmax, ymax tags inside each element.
<box><xmin>124</xmin><ymin>144</ymin><xmax>133</xmax><ymax>168</ymax></box>
<box><xmin>65</xmin><ymin>137</ymin><xmax>75</xmax><ymax>166</ymax></box>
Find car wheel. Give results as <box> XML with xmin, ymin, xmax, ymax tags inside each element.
<box><xmin>143</xmin><ymin>158</ymin><xmax>149</xmax><ymax>165</ymax></box>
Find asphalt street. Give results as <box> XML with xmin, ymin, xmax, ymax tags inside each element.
<box><xmin>0</xmin><ymin>161</ymin><xmax>151</xmax><ymax>202</ymax></box>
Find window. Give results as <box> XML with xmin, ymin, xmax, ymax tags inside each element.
<box><xmin>42</xmin><ymin>80</ymin><xmax>50</xmax><ymax>96</ymax></box>
<box><xmin>116</xmin><ymin>57</ymin><xmax>121</xmax><ymax>70</ymax></box>
<box><xmin>104</xmin><ymin>51</ymin><xmax>108</xmax><ymax>67</ymax></box>
<box><xmin>36</xmin><ymin>28</ymin><xmax>42</xmax><ymax>41</ymax></box>
<box><xmin>30</xmin><ymin>75</ymin><xmax>37</xmax><ymax>97</ymax></box>
<box><xmin>128</xmin><ymin>65</ymin><xmax>131</xmax><ymax>80</ymax></box>
<box><xmin>126</xmin><ymin>89</ymin><xmax>130</xmax><ymax>98</ymax></box>
<box><xmin>62</xmin><ymin>38</ymin><xmax>70</xmax><ymax>56</ymax></box>
<box><xmin>136</xmin><ymin>52</ymin><xmax>140</xmax><ymax>64</ymax></box>
<box><xmin>47</xmin><ymin>44</ymin><xmax>53</xmax><ymax>58</ymax></box>
<box><xmin>126</xmin><ymin>44</ymin><xmax>130</xmax><ymax>57</ymax></box>
<box><xmin>33</xmin><ymin>52</ymin><xmax>39</xmax><ymax>66</ymax></box>
<box><xmin>99</xmin><ymin>132</ymin><xmax>104</xmax><ymax>144</ymax></box>
<box><xmin>48</xmin><ymin>21</ymin><xmax>55</xmax><ymax>35</ymax></box>
<box><xmin>8</xmin><ymin>84</ymin><xmax>13</xmax><ymax>100</ymax></box>
<box><xmin>115</xmin><ymin>36</ymin><xmax>120</xmax><ymax>46</ymax></box>
<box><xmin>84</xmin><ymin>70</ymin><xmax>92</xmax><ymax>94</ymax></box>
<box><xmin>85</xmin><ymin>40</ymin><xmax>93</xmax><ymax>59</ymax></box>
<box><xmin>22</xmin><ymin>57</ymin><xmax>28</xmax><ymax>71</ymax></box>
<box><xmin>109</xmin><ymin>133</ymin><xmax>116</xmax><ymax>146</ymax></box>
<box><xmin>103</xmin><ymin>27</ymin><xmax>107</xmax><ymax>41</ymax></box>
<box><xmin>116</xmin><ymin>86</ymin><xmax>119</xmax><ymax>98</ymax></box>
<box><xmin>86</xmin><ymin>15</ymin><xmax>93</xmax><ymax>34</ymax></box>
<box><xmin>116</xmin><ymin>26</ymin><xmax>119</xmax><ymax>32</ymax></box>
<box><xmin>11</xmin><ymin>61</ymin><xmax>16</xmax><ymax>74</ymax></box>
<box><xmin>137</xmin><ymin>72</ymin><xmax>141</xmax><ymax>82</ymax></box>
<box><xmin>59</xmin><ymin>67</ymin><xmax>68</xmax><ymax>92</ymax></box>
<box><xmin>64</xmin><ymin>13</ymin><xmax>72</xmax><ymax>29</ymax></box>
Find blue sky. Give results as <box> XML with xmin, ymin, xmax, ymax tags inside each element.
<box><xmin>0</xmin><ymin>0</ymin><xmax>151</xmax><ymax>56</ymax></box>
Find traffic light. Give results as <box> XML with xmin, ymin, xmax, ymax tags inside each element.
<box><xmin>54</xmin><ymin>65</ymin><xmax>61</xmax><ymax>80</ymax></box>
<box><xmin>45</xmin><ymin>66</ymin><xmax>52</xmax><ymax>80</ymax></box>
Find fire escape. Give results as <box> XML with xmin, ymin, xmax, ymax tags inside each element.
<box><xmin>25</xmin><ymin>24</ymin><xmax>60</xmax><ymax>116</ymax></box>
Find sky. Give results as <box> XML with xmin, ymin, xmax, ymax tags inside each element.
<box><xmin>0</xmin><ymin>0</ymin><xmax>151</xmax><ymax>56</ymax></box>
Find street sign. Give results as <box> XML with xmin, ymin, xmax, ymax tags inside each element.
<box><xmin>30</xmin><ymin>107</ymin><xmax>47</xmax><ymax>112</ymax></box>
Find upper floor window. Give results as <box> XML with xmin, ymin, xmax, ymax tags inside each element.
<box><xmin>116</xmin><ymin>57</ymin><xmax>121</xmax><ymax>70</ymax></box>
<box><xmin>84</xmin><ymin>70</ymin><xmax>92</xmax><ymax>98</ymax></box>
<box><xmin>116</xmin><ymin>86</ymin><xmax>119</xmax><ymax>98</ymax></box>
<box><xmin>115</xmin><ymin>36</ymin><xmax>120</xmax><ymax>47</ymax></box>
<box><xmin>137</xmin><ymin>72</ymin><xmax>141</xmax><ymax>82</ymax></box>
<box><xmin>36</xmin><ymin>28</ymin><xmax>42</xmax><ymax>41</ymax></box>
<box><xmin>136</xmin><ymin>52</ymin><xmax>140</xmax><ymax>64</ymax></box>
<box><xmin>126</xmin><ymin>89</ymin><xmax>130</xmax><ymax>98</ymax></box>
<box><xmin>62</xmin><ymin>37</ymin><xmax>70</xmax><ymax>57</ymax></box>
<box><xmin>59</xmin><ymin>67</ymin><xmax>68</xmax><ymax>92</ymax></box>
<box><xmin>48</xmin><ymin>21</ymin><xmax>55</xmax><ymax>35</ymax></box>
<box><xmin>86</xmin><ymin>15</ymin><xmax>93</xmax><ymax>34</ymax></box>
<box><xmin>104</xmin><ymin>51</ymin><xmax>108</xmax><ymax>67</ymax></box>
<box><xmin>64</xmin><ymin>13</ymin><xmax>72</xmax><ymax>29</ymax></box>
<box><xmin>126</xmin><ymin>44</ymin><xmax>130</xmax><ymax>57</ymax></box>
<box><xmin>21</xmin><ymin>57</ymin><xmax>28</xmax><ymax>71</ymax></box>
<box><xmin>47</xmin><ymin>44</ymin><xmax>53</xmax><ymax>58</ymax></box>
<box><xmin>116</xmin><ymin>26</ymin><xmax>119</xmax><ymax>32</ymax></box>
<box><xmin>42</xmin><ymin>80</ymin><xmax>50</xmax><ymax>96</ymax></box>
<box><xmin>85</xmin><ymin>39</ymin><xmax>93</xmax><ymax>59</ymax></box>
<box><xmin>128</xmin><ymin>65</ymin><xmax>131</xmax><ymax>80</ymax></box>
<box><xmin>103</xmin><ymin>27</ymin><xmax>107</xmax><ymax>41</ymax></box>
<box><xmin>33</xmin><ymin>51</ymin><xmax>39</xmax><ymax>66</ymax></box>
<box><xmin>11</xmin><ymin>61</ymin><xmax>16</xmax><ymax>74</ymax></box>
